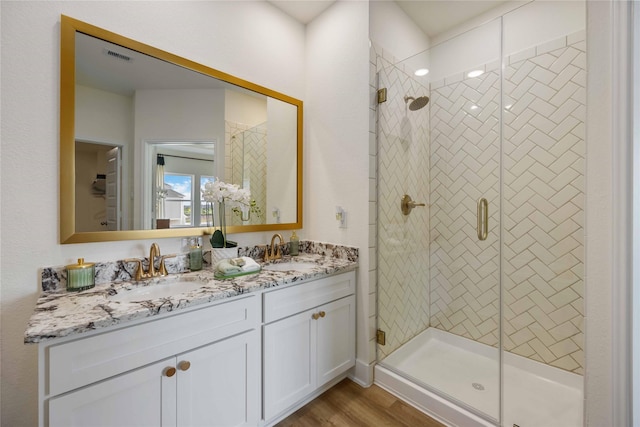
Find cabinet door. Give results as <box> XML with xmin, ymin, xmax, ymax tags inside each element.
<box><xmin>263</xmin><ymin>309</ymin><xmax>316</xmax><ymax>421</ymax></box>
<box><xmin>316</xmin><ymin>295</ymin><xmax>356</xmax><ymax>387</ymax></box>
<box><xmin>176</xmin><ymin>329</ymin><xmax>260</xmax><ymax>427</ymax></box>
<box><xmin>49</xmin><ymin>358</ymin><xmax>176</xmax><ymax>427</ymax></box>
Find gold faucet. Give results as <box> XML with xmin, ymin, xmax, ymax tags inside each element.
<box><xmin>125</xmin><ymin>243</ymin><xmax>174</xmax><ymax>281</ymax></box>
<box><xmin>265</xmin><ymin>233</ymin><xmax>284</xmax><ymax>261</ymax></box>
<box><xmin>148</xmin><ymin>243</ymin><xmax>161</xmax><ymax>277</ymax></box>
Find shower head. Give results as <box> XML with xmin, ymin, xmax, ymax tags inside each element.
<box><xmin>404</xmin><ymin>95</ymin><xmax>430</xmax><ymax>111</ymax></box>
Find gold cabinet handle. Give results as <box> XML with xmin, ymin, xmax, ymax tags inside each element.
<box><xmin>477</xmin><ymin>198</ymin><xmax>488</xmax><ymax>241</ymax></box>
<box><xmin>319</xmin><ymin>311</ymin><xmax>326</xmax><ymax>318</ymax></box>
<box><xmin>164</xmin><ymin>367</ymin><xmax>176</xmax><ymax>377</ymax></box>
<box><xmin>311</xmin><ymin>313</ymin><xmax>320</xmax><ymax>320</ymax></box>
<box><xmin>178</xmin><ymin>361</ymin><xmax>191</xmax><ymax>371</ymax></box>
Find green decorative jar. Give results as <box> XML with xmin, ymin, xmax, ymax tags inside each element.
<box><xmin>66</xmin><ymin>258</ymin><xmax>95</xmax><ymax>292</ymax></box>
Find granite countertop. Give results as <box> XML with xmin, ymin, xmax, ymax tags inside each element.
<box><xmin>25</xmin><ymin>249</ymin><xmax>357</xmax><ymax>344</ymax></box>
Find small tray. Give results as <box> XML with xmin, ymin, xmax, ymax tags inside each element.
<box><xmin>214</xmin><ymin>267</ymin><xmax>261</xmax><ymax>280</ymax></box>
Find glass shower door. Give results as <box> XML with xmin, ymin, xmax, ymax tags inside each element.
<box><xmin>500</xmin><ymin>3</ymin><xmax>586</xmax><ymax>425</ymax></box>
<box><xmin>376</xmin><ymin>17</ymin><xmax>502</xmax><ymax>423</ymax></box>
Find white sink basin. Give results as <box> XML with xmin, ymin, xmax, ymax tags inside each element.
<box><xmin>262</xmin><ymin>261</ymin><xmax>318</xmax><ymax>272</ymax></box>
<box><xmin>110</xmin><ymin>279</ymin><xmax>205</xmax><ymax>302</ymax></box>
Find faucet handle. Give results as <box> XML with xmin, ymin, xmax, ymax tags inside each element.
<box><xmin>124</xmin><ymin>258</ymin><xmax>148</xmax><ymax>281</ymax></box>
<box><xmin>158</xmin><ymin>254</ymin><xmax>176</xmax><ymax>277</ymax></box>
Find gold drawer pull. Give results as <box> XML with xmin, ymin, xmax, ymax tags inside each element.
<box><xmin>319</xmin><ymin>311</ymin><xmax>326</xmax><ymax>318</ymax></box>
<box><xmin>178</xmin><ymin>361</ymin><xmax>191</xmax><ymax>371</ymax></box>
<box><xmin>164</xmin><ymin>367</ymin><xmax>176</xmax><ymax>377</ymax></box>
<box><xmin>311</xmin><ymin>313</ymin><xmax>320</xmax><ymax>320</ymax></box>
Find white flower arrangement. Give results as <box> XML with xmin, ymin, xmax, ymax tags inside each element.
<box><xmin>202</xmin><ymin>180</ymin><xmax>251</xmax><ymax>208</ymax></box>
<box><xmin>202</xmin><ymin>179</ymin><xmax>260</xmax><ymax>248</ymax></box>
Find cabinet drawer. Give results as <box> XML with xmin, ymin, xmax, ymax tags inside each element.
<box><xmin>48</xmin><ymin>295</ymin><xmax>259</xmax><ymax>397</ymax></box>
<box><xmin>263</xmin><ymin>271</ymin><xmax>355</xmax><ymax>323</ymax></box>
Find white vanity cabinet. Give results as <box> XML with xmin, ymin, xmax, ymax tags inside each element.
<box><xmin>262</xmin><ymin>271</ymin><xmax>356</xmax><ymax>422</ymax></box>
<box><xmin>41</xmin><ymin>296</ymin><xmax>260</xmax><ymax>427</ymax></box>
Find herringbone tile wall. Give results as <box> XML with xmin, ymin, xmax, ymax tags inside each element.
<box><xmin>376</xmin><ymin>32</ymin><xmax>585</xmax><ymax>374</ymax></box>
<box><xmin>502</xmin><ymin>32</ymin><xmax>585</xmax><ymax>374</ymax></box>
<box><xmin>376</xmin><ymin>60</ymin><xmax>431</xmax><ymax>360</ymax></box>
<box><xmin>225</xmin><ymin>121</ymin><xmax>267</xmax><ymax>226</ymax></box>
<box><xmin>429</xmin><ymin>69</ymin><xmax>502</xmax><ymax>348</ymax></box>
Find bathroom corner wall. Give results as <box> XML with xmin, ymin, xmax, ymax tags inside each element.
<box><xmin>304</xmin><ymin>0</ymin><xmax>372</xmax><ymax>384</ymax></box>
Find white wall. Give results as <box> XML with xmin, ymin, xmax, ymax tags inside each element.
<box><xmin>0</xmin><ymin>2</ymin><xmax>304</xmax><ymax>425</ymax></box>
<box><xmin>225</xmin><ymin>90</ymin><xmax>267</xmax><ymax>126</ymax></box>
<box><xmin>503</xmin><ymin>0</ymin><xmax>585</xmax><ymax>56</ymax></box>
<box><xmin>428</xmin><ymin>0</ymin><xmax>585</xmax><ymax>82</ymax></box>
<box><xmin>305</xmin><ymin>0</ymin><xmax>371</xmax><ymax>383</ymax></box>
<box><xmin>369</xmin><ymin>0</ymin><xmax>430</xmax><ymax>62</ymax></box>
<box><xmin>76</xmin><ymin>84</ymin><xmax>133</xmax><ymax>144</ymax></box>
<box><xmin>266</xmin><ymin>98</ymin><xmax>297</xmax><ymax>224</ymax></box>
<box><xmin>584</xmin><ymin>1</ymin><xmax>614</xmax><ymax>424</ymax></box>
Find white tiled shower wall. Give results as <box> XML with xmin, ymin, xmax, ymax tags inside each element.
<box><xmin>374</xmin><ymin>32</ymin><xmax>585</xmax><ymax>374</ymax></box>
<box><xmin>375</xmin><ymin>46</ymin><xmax>431</xmax><ymax>360</ymax></box>
<box><xmin>225</xmin><ymin>121</ymin><xmax>267</xmax><ymax>226</ymax></box>
<box><xmin>502</xmin><ymin>32</ymin><xmax>585</xmax><ymax>374</ymax></box>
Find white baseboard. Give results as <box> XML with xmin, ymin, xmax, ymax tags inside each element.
<box><xmin>349</xmin><ymin>358</ymin><xmax>374</xmax><ymax>387</ymax></box>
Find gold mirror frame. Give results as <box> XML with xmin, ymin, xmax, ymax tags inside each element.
<box><xmin>60</xmin><ymin>15</ymin><xmax>303</xmax><ymax>244</ymax></box>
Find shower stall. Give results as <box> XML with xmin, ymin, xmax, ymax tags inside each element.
<box><xmin>374</xmin><ymin>3</ymin><xmax>585</xmax><ymax>426</ymax></box>
<box><xmin>225</xmin><ymin>121</ymin><xmax>268</xmax><ymax>226</ymax></box>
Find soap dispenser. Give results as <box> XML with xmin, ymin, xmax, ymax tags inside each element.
<box><xmin>189</xmin><ymin>238</ymin><xmax>203</xmax><ymax>271</ymax></box>
<box><xmin>289</xmin><ymin>231</ymin><xmax>299</xmax><ymax>256</ymax></box>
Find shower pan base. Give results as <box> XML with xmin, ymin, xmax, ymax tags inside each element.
<box><xmin>375</xmin><ymin>328</ymin><xmax>583</xmax><ymax>427</ymax></box>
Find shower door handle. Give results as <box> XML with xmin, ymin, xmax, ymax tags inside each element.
<box><xmin>477</xmin><ymin>198</ymin><xmax>488</xmax><ymax>241</ymax></box>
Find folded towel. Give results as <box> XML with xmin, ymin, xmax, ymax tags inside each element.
<box><xmin>238</xmin><ymin>257</ymin><xmax>260</xmax><ymax>273</ymax></box>
<box><xmin>216</xmin><ymin>257</ymin><xmax>261</xmax><ymax>276</ymax></box>
<box><xmin>216</xmin><ymin>260</ymin><xmax>241</xmax><ymax>275</ymax></box>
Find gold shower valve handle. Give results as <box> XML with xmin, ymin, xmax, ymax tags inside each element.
<box><xmin>401</xmin><ymin>194</ymin><xmax>426</xmax><ymax>215</ymax></box>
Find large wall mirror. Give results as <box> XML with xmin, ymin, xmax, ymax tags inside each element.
<box><xmin>60</xmin><ymin>15</ymin><xmax>303</xmax><ymax>243</ymax></box>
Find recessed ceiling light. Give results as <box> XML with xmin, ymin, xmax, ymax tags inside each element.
<box><xmin>414</xmin><ymin>68</ymin><xmax>429</xmax><ymax>77</ymax></box>
<box><xmin>467</xmin><ymin>69</ymin><xmax>484</xmax><ymax>78</ymax></box>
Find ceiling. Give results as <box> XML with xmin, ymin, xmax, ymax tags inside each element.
<box><xmin>268</xmin><ymin>0</ymin><xmax>337</xmax><ymax>24</ymax></box>
<box><xmin>268</xmin><ymin>0</ymin><xmax>511</xmax><ymax>38</ymax></box>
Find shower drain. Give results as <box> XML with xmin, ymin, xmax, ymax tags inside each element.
<box><xmin>471</xmin><ymin>382</ymin><xmax>485</xmax><ymax>391</ymax></box>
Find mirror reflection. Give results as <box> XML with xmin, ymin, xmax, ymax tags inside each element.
<box><xmin>61</xmin><ymin>16</ymin><xmax>302</xmax><ymax>243</ymax></box>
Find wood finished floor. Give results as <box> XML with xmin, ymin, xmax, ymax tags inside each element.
<box><xmin>276</xmin><ymin>379</ymin><xmax>446</xmax><ymax>427</ymax></box>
